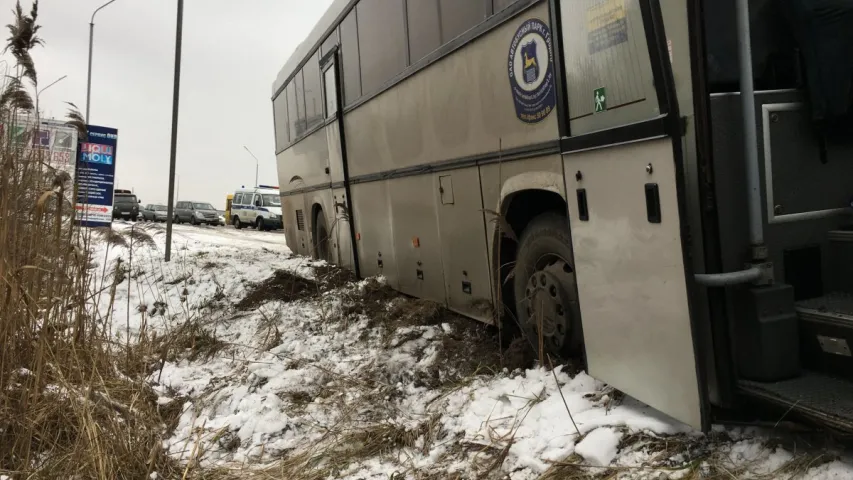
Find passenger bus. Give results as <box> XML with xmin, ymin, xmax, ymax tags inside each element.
<box><xmin>271</xmin><ymin>0</ymin><xmax>853</xmax><ymax>433</ymax></box>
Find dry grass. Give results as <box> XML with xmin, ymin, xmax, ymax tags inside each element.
<box><xmin>0</xmin><ymin>3</ymin><xmax>186</xmax><ymax>478</ymax></box>
<box><xmin>239</xmin><ymin>416</ymin><xmax>450</xmax><ymax>480</ymax></box>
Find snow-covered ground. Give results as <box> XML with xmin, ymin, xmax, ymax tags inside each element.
<box><xmin>92</xmin><ymin>222</ymin><xmax>853</xmax><ymax>479</ymax></box>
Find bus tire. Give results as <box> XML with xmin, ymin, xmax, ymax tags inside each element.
<box><xmin>512</xmin><ymin>213</ymin><xmax>582</xmax><ymax>360</ymax></box>
<box><xmin>233</xmin><ymin>216</ymin><xmax>243</xmax><ymax>229</ymax></box>
<box><xmin>256</xmin><ymin>217</ymin><xmax>265</xmax><ymax>231</ymax></box>
<box><xmin>313</xmin><ymin>210</ymin><xmax>331</xmax><ymax>262</ymax></box>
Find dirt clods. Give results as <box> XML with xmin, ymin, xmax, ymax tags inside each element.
<box><xmin>237</xmin><ymin>270</ymin><xmax>318</xmax><ymax>310</ymax></box>
<box><xmin>314</xmin><ymin>264</ymin><xmax>356</xmax><ymax>289</ymax></box>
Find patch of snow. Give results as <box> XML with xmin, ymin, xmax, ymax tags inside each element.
<box><xmin>809</xmin><ymin>460</ymin><xmax>853</xmax><ymax>479</ymax></box>
<box><xmin>84</xmin><ymin>223</ymin><xmax>853</xmax><ymax>479</ymax></box>
<box><xmin>575</xmin><ymin>427</ymin><xmax>623</xmax><ymax>467</ymax></box>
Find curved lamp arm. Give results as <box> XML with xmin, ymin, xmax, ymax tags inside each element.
<box><xmin>91</xmin><ymin>0</ymin><xmax>118</xmax><ymax>24</ymax></box>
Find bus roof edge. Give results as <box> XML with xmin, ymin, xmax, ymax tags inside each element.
<box><xmin>272</xmin><ymin>0</ymin><xmax>351</xmax><ymax>97</ymax></box>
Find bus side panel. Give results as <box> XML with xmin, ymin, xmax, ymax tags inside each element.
<box><xmin>277</xmin><ymin>128</ymin><xmax>331</xmax><ymax>193</ymax></box>
<box><xmin>343</xmin><ymin>2</ymin><xmax>558</xmax><ymax>180</ymax></box>
<box><xmin>563</xmin><ymin>138</ymin><xmax>703</xmax><ymax>430</ymax></box>
<box><xmin>388</xmin><ymin>175</ymin><xmax>446</xmax><ymax>303</ymax></box>
<box><xmin>435</xmin><ymin>167</ymin><xmax>493</xmax><ymax>322</ymax></box>
<box><xmin>326</xmin><ymin>121</ymin><xmax>345</xmax><ymax>185</ymax></box>
<box><xmin>332</xmin><ymin>188</ymin><xmax>355</xmax><ymax>271</ymax></box>
<box><xmin>351</xmin><ymin>181</ymin><xmax>399</xmax><ymax>288</ymax></box>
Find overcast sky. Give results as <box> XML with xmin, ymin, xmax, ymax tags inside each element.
<box><xmin>2</xmin><ymin>0</ymin><xmax>333</xmax><ymax>207</ymax></box>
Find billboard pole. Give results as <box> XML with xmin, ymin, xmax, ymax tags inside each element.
<box><xmin>165</xmin><ymin>0</ymin><xmax>184</xmax><ymax>262</ymax></box>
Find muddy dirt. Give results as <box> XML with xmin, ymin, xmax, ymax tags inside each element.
<box><xmin>341</xmin><ymin>278</ymin><xmax>399</xmax><ymax>320</ymax></box>
<box><xmin>313</xmin><ymin>264</ymin><xmax>357</xmax><ymax>290</ymax></box>
<box><xmin>339</xmin><ymin>278</ymin><xmax>533</xmax><ymax>381</ymax></box>
<box><xmin>236</xmin><ymin>270</ymin><xmax>318</xmax><ymax>310</ymax></box>
<box><xmin>239</xmin><ymin>265</ymin><xmax>539</xmax><ymax>376</ymax></box>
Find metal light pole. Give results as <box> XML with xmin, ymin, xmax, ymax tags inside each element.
<box><xmin>38</xmin><ymin>75</ymin><xmax>67</xmax><ymax>100</ymax></box>
<box><xmin>243</xmin><ymin>145</ymin><xmax>259</xmax><ymax>187</ymax></box>
<box><xmin>36</xmin><ymin>74</ymin><xmax>67</xmax><ymax>116</ymax></box>
<box><xmin>164</xmin><ymin>0</ymin><xmax>184</xmax><ymax>262</ymax></box>
<box><xmin>86</xmin><ymin>0</ymin><xmax>119</xmax><ymax>125</ymax></box>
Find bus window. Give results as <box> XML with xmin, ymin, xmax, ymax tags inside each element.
<box><xmin>493</xmin><ymin>0</ymin><xmax>518</xmax><ymax>14</ymax></box>
<box><xmin>561</xmin><ymin>0</ymin><xmax>659</xmax><ymax>135</ymax></box>
<box><xmin>304</xmin><ymin>51</ymin><xmax>324</xmax><ymax>130</ymax></box>
<box><xmin>356</xmin><ymin>0</ymin><xmax>407</xmax><ymax>96</ymax></box>
<box><xmin>406</xmin><ymin>0</ymin><xmax>440</xmax><ymax>63</ymax></box>
<box><xmin>324</xmin><ymin>65</ymin><xmax>338</xmax><ymax>118</ymax></box>
<box><xmin>439</xmin><ymin>0</ymin><xmax>487</xmax><ymax>42</ymax></box>
<box><xmin>340</xmin><ymin>8</ymin><xmax>362</xmax><ymax>105</ymax></box>
<box><xmin>273</xmin><ymin>93</ymin><xmax>290</xmax><ymax>150</ymax></box>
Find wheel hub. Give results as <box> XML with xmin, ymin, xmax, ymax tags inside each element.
<box><xmin>523</xmin><ymin>259</ymin><xmax>574</xmax><ymax>352</ymax></box>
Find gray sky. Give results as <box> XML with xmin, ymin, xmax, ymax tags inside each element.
<box><xmin>3</xmin><ymin>0</ymin><xmax>333</xmax><ymax>207</ymax></box>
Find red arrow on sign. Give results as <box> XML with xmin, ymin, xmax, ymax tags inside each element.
<box><xmin>74</xmin><ymin>205</ymin><xmax>109</xmax><ymax>213</ymax></box>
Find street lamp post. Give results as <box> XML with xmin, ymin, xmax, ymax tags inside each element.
<box><xmin>36</xmin><ymin>74</ymin><xmax>67</xmax><ymax>116</ymax></box>
<box><xmin>86</xmin><ymin>0</ymin><xmax>120</xmax><ymax>125</ymax></box>
<box><xmin>243</xmin><ymin>145</ymin><xmax>259</xmax><ymax>188</ymax></box>
<box><xmin>164</xmin><ymin>0</ymin><xmax>185</xmax><ymax>263</ymax></box>
<box><xmin>38</xmin><ymin>75</ymin><xmax>67</xmax><ymax>100</ymax></box>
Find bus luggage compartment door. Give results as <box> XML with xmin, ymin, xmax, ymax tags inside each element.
<box><xmin>564</xmin><ymin>137</ymin><xmax>704</xmax><ymax>430</ymax></box>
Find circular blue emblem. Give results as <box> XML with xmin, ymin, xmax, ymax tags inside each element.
<box><xmin>508</xmin><ymin>19</ymin><xmax>556</xmax><ymax>124</ymax></box>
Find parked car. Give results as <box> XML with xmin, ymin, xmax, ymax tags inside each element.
<box><xmin>142</xmin><ymin>204</ymin><xmax>169</xmax><ymax>222</ymax></box>
<box><xmin>174</xmin><ymin>201</ymin><xmax>221</xmax><ymax>226</ymax></box>
<box><xmin>113</xmin><ymin>189</ymin><xmax>140</xmax><ymax>221</ymax></box>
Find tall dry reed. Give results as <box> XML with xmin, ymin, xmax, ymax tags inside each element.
<box><xmin>0</xmin><ymin>2</ymin><xmax>180</xmax><ymax>478</ymax></box>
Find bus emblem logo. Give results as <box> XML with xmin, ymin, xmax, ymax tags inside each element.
<box><xmin>508</xmin><ymin>19</ymin><xmax>556</xmax><ymax>124</ymax></box>
<box><xmin>521</xmin><ymin>41</ymin><xmax>539</xmax><ymax>84</ymax></box>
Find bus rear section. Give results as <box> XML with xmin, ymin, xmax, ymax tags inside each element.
<box><xmin>698</xmin><ymin>0</ymin><xmax>853</xmax><ymax>433</ymax></box>
<box><xmin>270</xmin><ymin>0</ymin><xmax>853</xmax><ymax>434</ymax></box>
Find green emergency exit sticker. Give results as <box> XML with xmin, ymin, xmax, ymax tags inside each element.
<box><xmin>594</xmin><ymin>87</ymin><xmax>607</xmax><ymax>113</ymax></box>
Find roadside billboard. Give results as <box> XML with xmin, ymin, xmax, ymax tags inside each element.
<box><xmin>2</xmin><ymin>117</ymin><xmax>79</xmax><ymax>180</ymax></box>
<box><xmin>75</xmin><ymin>125</ymin><xmax>118</xmax><ymax>228</ymax></box>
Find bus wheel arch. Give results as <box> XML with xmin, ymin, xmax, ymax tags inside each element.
<box><xmin>496</xmin><ymin>189</ymin><xmax>581</xmax><ymax>358</ymax></box>
<box><xmin>312</xmin><ymin>204</ymin><xmax>331</xmax><ymax>262</ymax></box>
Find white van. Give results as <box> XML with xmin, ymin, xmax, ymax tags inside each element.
<box><xmin>230</xmin><ymin>186</ymin><xmax>282</xmax><ymax>231</ymax></box>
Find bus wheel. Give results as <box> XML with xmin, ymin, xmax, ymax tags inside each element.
<box><xmin>513</xmin><ymin>213</ymin><xmax>581</xmax><ymax>359</ymax></box>
<box><xmin>256</xmin><ymin>217</ymin><xmax>266</xmax><ymax>231</ymax></box>
<box><xmin>233</xmin><ymin>216</ymin><xmax>243</xmax><ymax>229</ymax></box>
<box><xmin>314</xmin><ymin>211</ymin><xmax>331</xmax><ymax>262</ymax></box>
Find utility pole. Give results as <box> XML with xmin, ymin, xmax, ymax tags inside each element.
<box><xmin>165</xmin><ymin>0</ymin><xmax>184</xmax><ymax>262</ymax></box>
